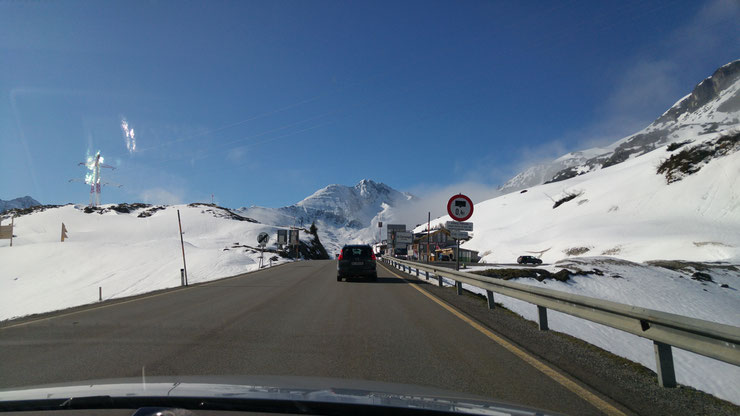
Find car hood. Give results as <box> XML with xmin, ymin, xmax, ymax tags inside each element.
<box><xmin>0</xmin><ymin>375</ymin><xmax>560</xmax><ymax>415</ymax></box>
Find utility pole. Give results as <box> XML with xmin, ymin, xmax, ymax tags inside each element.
<box><xmin>177</xmin><ymin>209</ymin><xmax>188</xmax><ymax>286</ymax></box>
<box><xmin>427</xmin><ymin>212</ymin><xmax>430</xmax><ymax>263</ymax></box>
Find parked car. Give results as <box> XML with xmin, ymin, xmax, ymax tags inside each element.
<box><xmin>517</xmin><ymin>255</ymin><xmax>542</xmax><ymax>265</ymax></box>
<box><xmin>337</xmin><ymin>244</ymin><xmax>377</xmax><ymax>281</ymax></box>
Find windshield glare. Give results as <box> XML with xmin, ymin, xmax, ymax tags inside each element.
<box><xmin>1</xmin><ymin>1</ymin><xmax>739</xmax><ymax>415</ymax></box>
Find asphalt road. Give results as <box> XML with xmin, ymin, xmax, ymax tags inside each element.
<box><xmin>0</xmin><ymin>260</ymin><xmax>614</xmax><ymax>415</ymax></box>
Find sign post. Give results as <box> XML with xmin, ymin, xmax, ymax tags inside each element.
<box><xmin>446</xmin><ymin>194</ymin><xmax>474</xmax><ymax>271</ymax></box>
<box><xmin>289</xmin><ymin>228</ymin><xmax>300</xmax><ymax>259</ymax></box>
<box><xmin>445</xmin><ymin>221</ymin><xmax>473</xmax><ymax>232</ymax></box>
<box><xmin>447</xmin><ymin>194</ymin><xmax>474</xmax><ymax>222</ymax></box>
<box><xmin>61</xmin><ymin>223</ymin><xmax>69</xmax><ymax>242</ymax></box>
<box><xmin>257</xmin><ymin>232</ymin><xmax>269</xmax><ymax>268</ymax></box>
<box><xmin>386</xmin><ymin>224</ymin><xmax>406</xmax><ymax>257</ymax></box>
<box><xmin>277</xmin><ymin>229</ymin><xmax>287</xmax><ymax>249</ymax></box>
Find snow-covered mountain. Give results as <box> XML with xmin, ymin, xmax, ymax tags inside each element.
<box><xmin>0</xmin><ymin>196</ymin><xmax>41</xmax><ymax>214</ymax></box>
<box><xmin>419</xmin><ymin>61</ymin><xmax>740</xmax><ymax>264</ymax></box>
<box><xmin>409</xmin><ymin>62</ymin><xmax>740</xmax><ymax>404</ymax></box>
<box><xmin>500</xmin><ymin>60</ymin><xmax>740</xmax><ymax>193</ymax></box>
<box><xmin>237</xmin><ymin>179</ymin><xmax>414</xmax><ymax>254</ymax></box>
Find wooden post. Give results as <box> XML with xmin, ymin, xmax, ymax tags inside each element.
<box><xmin>10</xmin><ymin>217</ymin><xmax>13</xmax><ymax>247</ymax></box>
<box><xmin>177</xmin><ymin>210</ymin><xmax>188</xmax><ymax>286</ymax></box>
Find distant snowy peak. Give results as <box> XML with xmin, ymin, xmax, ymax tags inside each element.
<box><xmin>0</xmin><ymin>196</ymin><xmax>41</xmax><ymax>214</ymax></box>
<box><xmin>237</xmin><ymin>179</ymin><xmax>412</xmax><ymax>230</ymax></box>
<box><xmin>500</xmin><ymin>60</ymin><xmax>740</xmax><ymax>193</ymax></box>
<box><xmin>297</xmin><ymin>179</ymin><xmax>411</xmax><ymax>212</ymax></box>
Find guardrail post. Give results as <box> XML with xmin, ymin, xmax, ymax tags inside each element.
<box><xmin>437</xmin><ymin>273</ymin><xmax>443</xmax><ymax>287</ymax></box>
<box><xmin>425</xmin><ymin>271</ymin><xmax>429</xmax><ymax>281</ymax></box>
<box><xmin>653</xmin><ymin>341</ymin><xmax>677</xmax><ymax>388</ymax></box>
<box><xmin>486</xmin><ymin>290</ymin><xmax>495</xmax><ymax>309</ymax></box>
<box><xmin>456</xmin><ymin>281</ymin><xmax>463</xmax><ymax>295</ymax></box>
<box><xmin>537</xmin><ymin>306</ymin><xmax>549</xmax><ymax>331</ymax></box>
<box><xmin>415</xmin><ymin>268</ymin><xmax>419</xmax><ymax>277</ymax></box>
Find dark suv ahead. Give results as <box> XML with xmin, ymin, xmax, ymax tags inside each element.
<box><xmin>337</xmin><ymin>245</ymin><xmax>377</xmax><ymax>281</ymax></box>
<box><xmin>517</xmin><ymin>255</ymin><xmax>542</xmax><ymax>265</ymax></box>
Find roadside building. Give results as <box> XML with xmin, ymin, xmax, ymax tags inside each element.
<box><xmin>435</xmin><ymin>246</ymin><xmax>481</xmax><ymax>264</ymax></box>
<box><xmin>410</xmin><ymin>228</ymin><xmax>455</xmax><ymax>262</ymax></box>
<box><xmin>410</xmin><ymin>226</ymin><xmax>480</xmax><ymax>263</ymax></box>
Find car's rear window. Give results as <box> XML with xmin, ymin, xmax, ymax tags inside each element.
<box><xmin>343</xmin><ymin>246</ymin><xmax>372</xmax><ymax>258</ymax></box>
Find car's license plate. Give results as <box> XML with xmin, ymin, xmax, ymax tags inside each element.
<box><xmin>351</xmin><ymin>261</ymin><xmax>363</xmax><ymax>266</ymax></box>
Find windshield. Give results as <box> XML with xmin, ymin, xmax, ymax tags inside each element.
<box><xmin>1</xmin><ymin>1</ymin><xmax>739</xmax><ymax>416</ymax></box>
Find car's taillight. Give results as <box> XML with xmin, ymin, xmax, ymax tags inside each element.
<box><xmin>338</xmin><ymin>253</ymin><xmax>343</xmax><ymax>260</ymax></box>
<box><xmin>371</xmin><ymin>253</ymin><xmax>376</xmax><ymax>260</ymax></box>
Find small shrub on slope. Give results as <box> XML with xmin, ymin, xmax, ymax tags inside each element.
<box><xmin>657</xmin><ymin>131</ymin><xmax>740</xmax><ymax>183</ymax></box>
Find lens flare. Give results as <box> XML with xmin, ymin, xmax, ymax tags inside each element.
<box><xmin>121</xmin><ymin>118</ymin><xmax>136</xmax><ymax>153</ymax></box>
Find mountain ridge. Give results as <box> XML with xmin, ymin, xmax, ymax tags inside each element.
<box><xmin>236</xmin><ymin>179</ymin><xmax>414</xmax><ymax>253</ymax></box>
<box><xmin>0</xmin><ymin>196</ymin><xmax>41</xmax><ymax>214</ymax></box>
<box><xmin>500</xmin><ymin>60</ymin><xmax>740</xmax><ymax>193</ymax></box>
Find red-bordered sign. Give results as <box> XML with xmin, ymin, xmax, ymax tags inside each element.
<box><xmin>447</xmin><ymin>194</ymin><xmax>473</xmax><ymax>221</ymax></box>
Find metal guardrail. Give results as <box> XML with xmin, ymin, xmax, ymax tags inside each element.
<box><xmin>381</xmin><ymin>256</ymin><xmax>740</xmax><ymax>388</ymax></box>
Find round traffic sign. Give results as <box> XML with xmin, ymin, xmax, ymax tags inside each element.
<box><xmin>447</xmin><ymin>194</ymin><xmax>473</xmax><ymax>221</ymax></box>
<box><xmin>257</xmin><ymin>232</ymin><xmax>270</xmax><ymax>246</ymax></box>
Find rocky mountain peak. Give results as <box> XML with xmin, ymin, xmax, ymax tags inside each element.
<box><xmin>656</xmin><ymin>60</ymin><xmax>740</xmax><ymax>124</ymax></box>
<box><xmin>500</xmin><ymin>60</ymin><xmax>740</xmax><ymax>193</ymax></box>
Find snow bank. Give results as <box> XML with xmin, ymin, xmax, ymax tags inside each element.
<box><xmin>0</xmin><ymin>204</ymin><xmax>291</xmax><ymax>321</ymax></box>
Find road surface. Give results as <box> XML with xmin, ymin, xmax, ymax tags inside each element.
<box><xmin>1</xmin><ymin>260</ymin><xmax>620</xmax><ymax>415</ymax></box>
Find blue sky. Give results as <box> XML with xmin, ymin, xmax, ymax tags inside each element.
<box><xmin>1</xmin><ymin>0</ymin><xmax>739</xmax><ymax>208</ymax></box>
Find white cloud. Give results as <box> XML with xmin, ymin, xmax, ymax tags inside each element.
<box><xmin>526</xmin><ymin>0</ymin><xmax>740</xmax><ymax>162</ymax></box>
<box><xmin>377</xmin><ymin>182</ymin><xmax>503</xmax><ymax>228</ymax></box>
<box><xmin>138</xmin><ymin>188</ymin><xmax>183</xmax><ymax>205</ymax></box>
<box><xmin>226</xmin><ymin>146</ymin><xmax>247</xmax><ymax>162</ymax></box>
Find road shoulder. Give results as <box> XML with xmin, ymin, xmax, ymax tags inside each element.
<box><xmin>379</xmin><ymin>262</ymin><xmax>739</xmax><ymax>416</ymax></box>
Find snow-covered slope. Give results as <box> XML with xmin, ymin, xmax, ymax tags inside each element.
<box><xmin>0</xmin><ymin>204</ymin><xmax>295</xmax><ymax>321</ymax></box>
<box><xmin>420</xmin><ymin>131</ymin><xmax>740</xmax><ymax>264</ymax></box>
<box><xmin>500</xmin><ymin>60</ymin><xmax>740</xmax><ymax>193</ymax></box>
<box><xmin>413</xmin><ymin>131</ymin><xmax>740</xmax><ymax>404</ymax></box>
<box><xmin>0</xmin><ymin>196</ymin><xmax>41</xmax><ymax>213</ymax></box>
<box><xmin>405</xmin><ymin>61</ymin><xmax>740</xmax><ymax>406</ymax></box>
<box><xmin>237</xmin><ymin>179</ymin><xmax>413</xmax><ymax>254</ymax></box>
